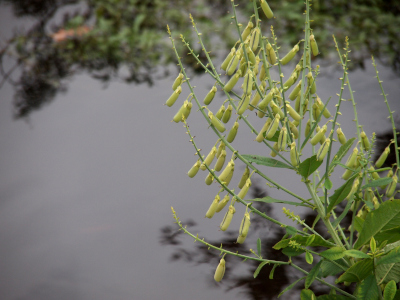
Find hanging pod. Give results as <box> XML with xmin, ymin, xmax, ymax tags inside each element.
<box><xmin>249</xmin><ymin>86</ymin><xmax>264</xmax><ymax>110</ymax></box>
<box><xmin>281</xmin><ymin>44</ymin><xmax>300</xmax><ymax>65</ymax></box>
<box><xmin>241</xmin><ymin>21</ymin><xmax>254</xmax><ymax>41</ymax></box>
<box><xmin>310</xmin><ymin>34</ymin><xmax>319</xmax><ymax>56</ymax></box>
<box><xmin>266</xmin><ymin>42</ymin><xmax>277</xmax><ymax>65</ymax></box>
<box><xmin>204</xmin><ymin>86</ymin><xmax>217</xmax><ymax>105</ymax></box>
<box><xmin>361</xmin><ymin>131</ymin><xmax>371</xmax><ymax>151</ymax></box>
<box><xmin>237</xmin><ymin>94</ymin><xmax>251</xmax><ymax>115</ymax></box>
<box><xmin>220</xmin><ymin>205</ymin><xmax>236</xmax><ymax>231</ymax></box>
<box><xmin>238</xmin><ymin>166</ymin><xmax>250</xmax><ymax>189</ymax></box>
<box><xmin>260</xmin><ymin>0</ymin><xmax>274</xmax><ymax>19</ymax></box>
<box><xmin>289</xmin><ymin>80</ymin><xmax>301</xmax><ymax>101</ymax></box>
<box><xmin>187</xmin><ymin>160</ymin><xmax>201</xmax><ymax>178</ymax></box>
<box><xmin>172</xmin><ymin>73</ymin><xmax>184</xmax><ymax>91</ymax></box>
<box><xmin>310</xmin><ymin>124</ymin><xmax>327</xmax><ymax>146</ymax></box>
<box><xmin>242</xmin><ymin>70</ymin><xmax>254</xmax><ymax>96</ymax></box>
<box><xmin>205</xmin><ymin>171</ymin><xmax>214</xmax><ymax>185</ymax></box>
<box><xmin>208</xmin><ymin>111</ymin><xmax>226</xmax><ymax>133</ymax></box>
<box><xmin>214</xmin><ymin>150</ymin><xmax>227</xmax><ymax>172</ymax></box>
<box><xmin>307</xmin><ymin>72</ymin><xmax>317</xmax><ymax>94</ymax></box>
<box><xmin>226</xmin><ymin>52</ymin><xmax>241</xmax><ymax>76</ymax></box>
<box><xmin>214</xmin><ymin>257</ymin><xmax>226</xmax><ymax>282</ymax></box>
<box><xmin>316</xmin><ymin>138</ymin><xmax>331</xmax><ymax>161</ymax></box>
<box><xmin>216</xmin><ymin>141</ymin><xmax>226</xmax><ymax>158</ymax></box>
<box><xmin>256</xmin><ymin>117</ymin><xmax>273</xmax><ymax>142</ymax></box>
<box><xmin>238</xmin><ymin>178</ymin><xmax>252</xmax><ymax>200</ymax></box>
<box><xmin>316</xmin><ymin>96</ymin><xmax>331</xmax><ymax>118</ymax></box>
<box><xmin>259</xmin><ymin>61</ymin><xmax>268</xmax><ymax>81</ymax></box>
<box><xmin>386</xmin><ymin>173</ymin><xmax>398</xmax><ymax>198</ymax></box>
<box><xmin>173</xmin><ymin>100</ymin><xmax>192</xmax><ymax>123</ymax></box>
<box><xmin>290</xmin><ymin>142</ymin><xmax>299</xmax><ymax>166</ymax></box>
<box><xmin>336</xmin><ymin>127</ymin><xmax>347</xmax><ymax>145</ymax></box>
<box><xmin>288</xmin><ymin>121</ymin><xmax>299</xmax><ymax>139</ymax></box>
<box><xmin>200</xmin><ymin>146</ymin><xmax>217</xmax><ymax>170</ymax></box>
<box><xmin>237</xmin><ymin>212</ymin><xmax>251</xmax><ymax>244</ymax></box>
<box><xmin>215</xmin><ymin>105</ymin><xmax>226</xmax><ymax>120</ymax></box>
<box><xmin>270</xmin><ymin>101</ymin><xmax>284</xmax><ymax>119</ymax></box>
<box><xmin>375</xmin><ymin>145</ymin><xmax>390</xmax><ymax>168</ymax></box>
<box><xmin>270</xmin><ymin>142</ymin><xmax>280</xmax><ymax>157</ymax></box>
<box><xmin>283</xmin><ymin>73</ymin><xmax>297</xmax><ymax>89</ymax></box>
<box><xmin>305</xmin><ymin>120</ymin><xmax>311</xmax><ymax>138</ymax></box>
<box><xmin>224</xmin><ymin>70</ymin><xmax>241</xmax><ymax>92</ymax></box>
<box><xmin>222</xmin><ymin>104</ymin><xmax>233</xmax><ymax>124</ymax></box>
<box><xmin>165</xmin><ymin>86</ymin><xmax>182</xmax><ymax>107</ymax></box>
<box><xmin>221</xmin><ymin>48</ymin><xmax>236</xmax><ymax>71</ymax></box>
<box><xmin>205</xmin><ymin>195</ymin><xmax>220</xmax><ymax>218</ymax></box>
<box><xmin>266</xmin><ymin>114</ymin><xmax>280</xmax><ymax>139</ymax></box>
<box><xmin>286</xmin><ymin>103</ymin><xmax>301</xmax><ymax>122</ymax></box>
<box><xmin>218</xmin><ymin>159</ymin><xmax>235</xmax><ymax>184</ymax></box>
<box><xmin>227</xmin><ymin>121</ymin><xmax>239</xmax><ymax>143</ymax></box>
<box><xmin>368</xmin><ymin>166</ymin><xmax>380</xmax><ymax>181</ymax></box>
<box><xmin>312</xmin><ymin>103</ymin><xmax>322</xmax><ymax>121</ymax></box>
<box><xmin>278</xmin><ymin>127</ymin><xmax>288</xmax><ymax>151</ymax></box>
<box><xmin>216</xmin><ymin>194</ymin><xmax>230</xmax><ymax>213</ymax></box>
<box><xmin>381</xmin><ymin>170</ymin><xmax>393</xmax><ymax>189</ymax></box>
<box><xmin>249</xmin><ymin>28</ymin><xmax>260</xmax><ymax>52</ymax></box>
<box><xmin>342</xmin><ymin>147</ymin><xmax>359</xmax><ymax>180</ymax></box>
<box><xmin>254</xmin><ymin>56</ymin><xmax>260</xmax><ymax>76</ymax></box>
<box><xmin>246</xmin><ymin>44</ymin><xmax>257</xmax><ymax>65</ymax></box>
<box><xmin>258</xmin><ymin>87</ymin><xmax>276</xmax><ymax>111</ymax></box>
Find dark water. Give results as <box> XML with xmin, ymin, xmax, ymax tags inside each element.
<box><xmin>1</xmin><ymin>5</ymin><xmax>399</xmax><ymax>300</ymax></box>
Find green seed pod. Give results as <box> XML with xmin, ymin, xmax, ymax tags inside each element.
<box><xmin>270</xmin><ymin>101</ymin><xmax>284</xmax><ymax>119</ymax></box>
<box><xmin>278</xmin><ymin>126</ymin><xmax>288</xmax><ymax>151</ymax></box>
<box><xmin>221</xmin><ymin>48</ymin><xmax>236</xmax><ymax>71</ymax></box>
<box><xmin>337</xmin><ymin>127</ymin><xmax>347</xmax><ymax>145</ymax></box>
<box><xmin>218</xmin><ymin>159</ymin><xmax>235</xmax><ymax>184</ymax></box>
<box><xmin>317</xmin><ymin>138</ymin><xmax>331</xmax><ymax>161</ymax></box>
<box><xmin>307</xmin><ymin>72</ymin><xmax>317</xmax><ymax>94</ymax></box>
<box><xmin>312</xmin><ymin>103</ymin><xmax>322</xmax><ymax>121</ymax></box>
<box><xmin>208</xmin><ymin>111</ymin><xmax>226</xmax><ymax>133</ymax></box>
<box><xmin>290</xmin><ymin>142</ymin><xmax>299</xmax><ymax>166</ymax></box>
<box><xmin>249</xmin><ymin>28</ymin><xmax>260</xmax><ymax>52</ymax></box>
<box><xmin>266</xmin><ymin>42</ymin><xmax>277</xmax><ymax>65</ymax></box>
<box><xmin>372</xmin><ymin>196</ymin><xmax>380</xmax><ymax>210</ymax></box>
<box><xmin>237</xmin><ymin>94</ymin><xmax>251</xmax><ymax>115</ymax></box>
<box><xmin>205</xmin><ymin>171</ymin><xmax>214</xmax><ymax>185</ymax></box>
<box><xmin>239</xmin><ymin>59</ymin><xmax>248</xmax><ymax>76</ymax></box>
<box><xmin>310</xmin><ymin>34</ymin><xmax>319</xmax><ymax>56</ymax></box>
<box><xmin>172</xmin><ymin>73</ymin><xmax>184</xmax><ymax>91</ymax></box>
<box><xmin>254</xmin><ymin>56</ymin><xmax>260</xmax><ymax>76</ymax></box>
<box><xmin>215</xmin><ymin>105</ymin><xmax>226</xmax><ymax>120</ymax></box>
<box><xmin>289</xmin><ymin>80</ymin><xmax>302</xmax><ymax>101</ymax></box>
<box><xmin>381</xmin><ymin>170</ymin><xmax>393</xmax><ymax>189</ymax></box>
<box><xmin>266</xmin><ymin>114</ymin><xmax>280</xmax><ymax>139</ymax></box>
<box><xmin>236</xmin><ymin>235</ymin><xmax>246</xmax><ymax>244</ymax></box>
<box><xmin>259</xmin><ymin>62</ymin><xmax>268</xmax><ymax>81</ymax></box>
<box><xmin>182</xmin><ymin>101</ymin><xmax>192</xmax><ymax>120</ymax></box>
<box><xmin>214</xmin><ymin>149</ymin><xmax>227</xmax><ymax>172</ymax></box>
<box><xmin>260</xmin><ymin>0</ymin><xmax>274</xmax><ymax>19</ymax></box>
<box><xmin>165</xmin><ymin>86</ymin><xmax>182</xmax><ymax>107</ymax></box>
<box><xmin>214</xmin><ymin>257</ymin><xmax>226</xmax><ymax>282</ymax></box>
<box><xmin>221</xmin><ymin>104</ymin><xmax>233</xmax><ymax>124</ymax></box>
<box><xmin>342</xmin><ymin>147</ymin><xmax>359</xmax><ymax>180</ymax></box>
<box><xmin>310</xmin><ymin>124</ymin><xmax>327</xmax><ymax>146</ymax></box>
<box><xmin>316</xmin><ymin>96</ymin><xmax>331</xmax><ymax>118</ymax></box>
<box><xmin>283</xmin><ymin>74</ymin><xmax>297</xmax><ymax>89</ymax></box>
<box><xmin>303</xmin><ymin>120</ymin><xmax>311</xmax><ymax>138</ymax></box>
<box><xmin>216</xmin><ymin>194</ymin><xmax>230</xmax><ymax>213</ymax></box>
<box><xmin>241</xmin><ymin>21</ymin><xmax>254</xmax><ymax>41</ymax></box>
<box><xmin>364</xmin><ymin>187</ymin><xmax>374</xmax><ymax>203</ymax></box>
<box><xmin>246</xmin><ymin>45</ymin><xmax>257</xmax><ymax>65</ymax></box>
<box><xmin>369</xmin><ymin>166</ymin><xmax>380</xmax><ymax>181</ymax></box>
<box><xmin>204</xmin><ymin>86</ymin><xmax>217</xmax><ymax>105</ymax></box>
<box><xmin>224</xmin><ymin>70</ymin><xmax>241</xmax><ymax>92</ymax></box>
<box><xmin>239</xmin><ymin>212</ymin><xmax>251</xmax><ymax>238</ymax></box>
<box><xmin>270</xmin><ymin>142</ymin><xmax>280</xmax><ymax>157</ymax></box>
<box><xmin>224</xmin><ymin>167</ymin><xmax>234</xmax><ymax>186</ymax></box>
<box><xmin>361</xmin><ymin>131</ymin><xmax>371</xmax><ymax>151</ymax></box>
<box><xmin>280</xmin><ymin>44</ymin><xmax>299</xmax><ymax>65</ymax></box>
<box><xmin>238</xmin><ymin>166</ymin><xmax>250</xmax><ymax>189</ymax></box>
<box><xmin>226</xmin><ymin>52</ymin><xmax>241</xmax><ymax>76</ymax></box>
<box><xmin>227</xmin><ymin>121</ymin><xmax>239</xmax><ymax>143</ymax></box>
<box><xmin>173</xmin><ymin>100</ymin><xmax>188</xmax><ymax>123</ymax></box>
<box><xmin>375</xmin><ymin>145</ymin><xmax>390</xmax><ymax>168</ymax></box>
<box><xmin>386</xmin><ymin>173</ymin><xmax>398</xmax><ymax>198</ymax></box>
<box><xmin>188</xmin><ymin>160</ymin><xmax>201</xmax><ymax>178</ymax></box>
<box><xmin>249</xmin><ymin>86</ymin><xmax>264</xmax><ymax>110</ymax></box>
<box><xmin>242</xmin><ymin>70</ymin><xmax>254</xmax><ymax>96</ymax></box>
<box><xmin>256</xmin><ymin>117</ymin><xmax>272</xmax><ymax>142</ymax></box>
<box><xmin>289</xmin><ymin>121</ymin><xmax>299</xmax><ymax>139</ymax></box>
<box><xmin>200</xmin><ymin>146</ymin><xmax>217</xmax><ymax>170</ymax></box>
<box><xmin>286</xmin><ymin>103</ymin><xmax>301</xmax><ymax>121</ymax></box>
<box><xmin>206</xmin><ymin>195</ymin><xmax>220</xmax><ymax>218</ymax></box>
<box><xmin>258</xmin><ymin>88</ymin><xmax>276</xmax><ymax>111</ymax></box>
<box><xmin>216</xmin><ymin>141</ymin><xmax>226</xmax><ymax>158</ymax></box>
<box><xmin>238</xmin><ymin>178</ymin><xmax>251</xmax><ymax>199</ymax></box>
<box><xmin>220</xmin><ymin>205</ymin><xmax>236</xmax><ymax>231</ymax></box>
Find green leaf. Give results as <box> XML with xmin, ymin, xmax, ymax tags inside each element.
<box><xmin>301</xmin><ymin>289</ymin><xmax>316</xmax><ymax>300</ymax></box>
<box><xmin>375</xmin><ymin>226</ymin><xmax>400</xmax><ymax>245</ymax></box>
<box><xmin>331</xmin><ymin>138</ymin><xmax>356</xmax><ymax>167</ymax></box>
<box><xmin>247</xmin><ymin>196</ymin><xmax>311</xmax><ymax>207</ymax></box>
<box><xmin>278</xmin><ymin>276</ymin><xmax>306</xmax><ymax>298</ymax></box>
<box><xmin>306</xmin><ymin>251</ymin><xmax>314</xmax><ymax>264</ymax></box>
<box><xmin>332</xmin><ymin>199</ymin><xmax>354</xmax><ymax>228</ymax></box>
<box><xmin>344</xmin><ymin>250</ymin><xmax>370</xmax><ymax>259</ymax></box>
<box><xmin>264</xmin><ymin>129</ymin><xmax>280</xmax><ymax>142</ymax></box>
<box><xmin>242</xmin><ymin>154</ymin><xmax>293</xmax><ymax>169</ymax></box>
<box><xmin>376</xmin><ymin>262</ymin><xmax>400</xmax><ymax>284</ymax></box>
<box><xmin>321</xmin><ymin>260</ymin><xmax>347</xmax><ymax>278</ymax></box>
<box><xmin>355</xmin><ymin>274</ymin><xmax>379</xmax><ymax>300</ymax></box>
<box><xmin>269</xmin><ymin>264</ymin><xmax>279</xmax><ymax>279</ymax></box>
<box><xmin>298</xmin><ymin>155</ymin><xmax>323</xmax><ymax>178</ymax></box>
<box><xmin>292</xmin><ymin>234</ymin><xmax>332</xmax><ymax>248</ymax></box>
<box><xmin>353</xmin><ymin>216</ymin><xmax>365</xmax><ymax>233</ymax></box>
<box><xmin>257</xmin><ymin>238</ymin><xmax>262</xmax><ymax>256</ymax></box>
<box><xmin>282</xmin><ymin>247</ymin><xmax>305</xmax><ymax>257</ymax></box>
<box><xmin>361</xmin><ymin>177</ymin><xmax>393</xmax><ymax>189</ymax></box>
<box><xmin>324</xmin><ymin>178</ymin><xmax>333</xmax><ymax>190</ymax></box>
<box><xmin>285</xmin><ymin>226</ymin><xmax>297</xmax><ymax>235</ymax></box>
<box><xmin>327</xmin><ymin>173</ymin><xmax>358</xmax><ymax>213</ymax></box>
<box><xmin>305</xmin><ymin>260</ymin><xmax>323</xmax><ymax>289</ymax></box>
<box><xmin>254</xmin><ymin>261</ymin><xmax>269</xmax><ymax>278</ymax></box>
<box><xmin>336</xmin><ymin>259</ymin><xmax>373</xmax><ymax>283</ymax></box>
<box><xmin>321</xmin><ymin>247</ymin><xmax>345</xmax><ymax>261</ymax></box>
<box><xmin>384</xmin><ymin>280</ymin><xmax>397</xmax><ymax>300</ymax></box>
<box><xmin>273</xmin><ymin>239</ymin><xmax>290</xmax><ymax>250</ymax></box>
<box><xmin>354</xmin><ymin>199</ymin><xmax>400</xmax><ymax>249</ymax></box>
<box><xmin>317</xmin><ymin>295</ymin><xmax>353</xmax><ymax>300</ymax></box>
<box><xmin>377</xmin><ymin>246</ymin><xmax>400</xmax><ymax>265</ymax></box>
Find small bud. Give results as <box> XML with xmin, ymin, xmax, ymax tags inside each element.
<box><xmin>310</xmin><ymin>34</ymin><xmax>319</xmax><ymax>56</ymax></box>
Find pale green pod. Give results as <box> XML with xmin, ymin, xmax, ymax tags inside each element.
<box><xmin>310</xmin><ymin>34</ymin><xmax>319</xmax><ymax>56</ymax></box>
<box><xmin>369</xmin><ymin>166</ymin><xmax>380</xmax><ymax>181</ymax></box>
<box><xmin>237</xmin><ymin>94</ymin><xmax>251</xmax><ymax>115</ymax></box>
<box><xmin>236</xmin><ymin>235</ymin><xmax>247</xmax><ymax>244</ymax></box>
<box><xmin>227</xmin><ymin>121</ymin><xmax>239</xmax><ymax>143</ymax></box>
<box><xmin>182</xmin><ymin>101</ymin><xmax>192</xmax><ymax>120</ymax></box>
<box><xmin>224</xmin><ymin>70</ymin><xmax>241</xmax><ymax>92</ymax></box>
<box><xmin>289</xmin><ymin>80</ymin><xmax>302</xmax><ymax>101</ymax></box>
<box><xmin>200</xmin><ymin>146</ymin><xmax>217</xmax><ymax>170</ymax></box>
<box><xmin>216</xmin><ymin>141</ymin><xmax>226</xmax><ymax>158</ymax></box>
<box><xmin>226</xmin><ymin>52</ymin><xmax>241</xmax><ymax>76</ymax></box>
<box><xmin>238</xmin><ymin>178</ymin><xmax>251</xmax><ymax>200</ymax></box>
<box><xmin>208</xmin><ymin>111</ymin><xmax>226</xmax><ymax>133</ymax></box>
<box><xmin>249</xmin><ymin>28</ymin><xmax>260</xmax><ymax>52</ymax></box>
<box><xmin>221</xmin><ymin>48</ymin><xmax>236</xmax><ymax>71</ymax></box>
<box><xmin>286</xmin><ymin>104</ymin><xmax>301</xmax><ymax>121</ymax></box>
<box><xmin>376</xmin><ymin>145</ymin><xmax>390</xmax><ymax>168</ymax></box>
<box><xmin>254</xmin><ymin>56</ymin><xmax>260</xmax><ymax>76</ymax></box>
<box><xmin>242</xmin><ymin>70</ymin><xmax>254</xmax><ymax>96</ymax></box>
<box><xmin>294</xmin><ymin>91</ymin><xmax>302</xmax><ymax>113</ymax></box>
<box><xmin>283</xmin><ymin>74</ymin><xmax>297</xmax><ymax>89</ymax></box>
<box><xmin>280</xmin><ymin>44</ymin><xmax>299</xmax><ymax>65</ymax></box>
<box><xmin>221</xmin><ymin>104</ymin><xmax>233</xmax><ymax>124</ymax></box>
<box><xmin>205</xmin><ymin>171</ymin><xmax>214</xmax><ymax>185</ymax></box>
<box><xmin>381</xmin><ymin>170</ymin><xmax>393</xmax><ymax>189</ymax></box>
<box><xmin>292</xmin><ymin>119</ymin><xmax>300</xmax><ymax>127</ymax></box>
<box><xmin>270</xmin><ymin>142</ymin><xmax>280</xmax><ymax>157</ymax></box>
<box><xmin>289</xmin><ymin>121</ymin><xmax>299</xmax><ymax>139</ymax></box>
<box><xmin>220</xmin><ymin>205</ymin><xmax>236</xmax><ymax>231</ymax></box>
<box><xmin>278</xmin><ymin>126</ymin><xmax>288</xmax><ymax>151</ymax></box>
<box><xmin>218</xmin><ymin>160</ymin><xmax>235</xmax><ymax>183</ymax></box>
<box><xmin>215</xmin><ymin>105</ymin><xmax>226</xmax><ymax>120</ymax></box>
<box><xmin>312</xmin><ymin>103</ymin><xmax>322</xmax><ymax>121</ymax></box>
<box><xmin>239</xmin><ymin>212</ymin><xmax>251</xmax><ymax>238</ymax></box>
<box><xmin>305</xmin><ymin>120</ymin><xmax>311</xmax><ymax>138</ymax></box>
<box><xmin>310</xmin><ymin>124</ymin><xmax>327</xmax><ymax>146</ymax></box>
<box><xmin>238</xmin><ymin>166</ymin><xmax>250</xmax><ymax>189</ymax></box>
<box><xmin>216</xmin><ymin>194</ymin><xmax>230</xmax><ymax>213</ymax></box>
<box><xmin>290</xmin><ymin>142</ymin><xmax>299</xmax><ymax>166</ymax></box>
<box><xmin>165</xmin><ymin>86</ymin><xmax>182</xmax><ymax>107</ymax></box>
<box><xmin>172</xmin><ymin>100</ymin><xmax>188</xmax><ymax>123</ymax></box>
<box><xmin>345</xmin><ymin>147</ymin><xmax>359</xmax><ymax>168</ymax></box>
<box><xmin>260</xmin><ymin>0</ymin><xmax>274</xmax><ymax>19</ymax></box>
<box><xmin>337</xmin><ymin>127</ymin><xmax>347</xmax><ymax>145</ymax></box>
<box><xmin>307</xmin><ymin>72</ymin><xmax>317</xmax><ymax>94</ymax></box>
<box><xmin>361</xmin><ymin>131</ymin><xmax>371</xmax><ymax>151</ymax></box>
<box><xmin>266</xmin><ymin>42</ymin><xmax>276</xmax><ymax>65</ymax></box>
<box><xmin>386</xmin><ymin>174</ymin><xmax>398</xmax><ymax>198</ymax></box>
<box><xmin>206</xmin><ymin>195</ymin><xmax>220</xmax><ymax>218</ymax></box>
<box><xmin>270</xmin><ymin>101</ymin><xmax>284</xmax><ymax>119</ymax></box>
<box><xmin>266</xmin><ymin>114</ymin><xmax>280</xmax><ymax>139</ymax></box>
<box><xmin>316</xmin><ymin>96</ymin><xmax>331</xmax><ymax>118</ymax></box>
<box><xmin>259</xmin><ymin>62</ymin><xmax>268</xmax><ymax>81</ymax></box>
<box><xmin>317</xmin><ymin>138</ymin><xmax>331</xmax><ymax>161</ymax></box>
<box><xmin>214</xmin><ymin>258</ymin><xmax>226</xmax><ymax>282</ymax></box>
<box><xmin>258</xmin><ymin>88</ymin><xmax>276</xmax><ymax>111</ymax></box>
<box><xmin>214</xmin><ymin>150</ymin><xmax>227</xmax><ymax>172</ymax></box>
<box><xmin>188</xmin><ymin>160</ymin><xmax>201</xmax><ymax>178</ymax></box>
<box><xmin>172</xmin><ymin>73</ymin><xmax>184</xmax><ymax>91</ymax></box>
<box><xmin>246</xmin><ymin>45</ymin><xmax>257</xmax><ymax>65</ymax></box>
<box><xmin>256</xmin><ymin>117</ymin><xmax>272</xmax><ymax>142</ymax></box>
<box><xmin>224</xmin><ymin>167</ymin><xmax>234</xmax><ymax>186</ymax></box>
<box><xmin>239</xmin><ymin>59</ymin><xmax>248</xmax><ymax>76</ymax></box>
<box><xmin>241</xmin><ymin>21</ymin><xmax>254</xmax><ymax>41</ymax></box>
<box><xmin>249</xmin><ymin>86</ymin><xmax>264</xmax><ymax>111</ymax></box>
<box><xmin>204</xmin><ymin>86</ymin><xmax>217</xmax><ymax>105</ymax></box>
<box><xmin>342</xmin><ymin>169</ymin><xmax>353</xmax><ymax>181</ymax></box>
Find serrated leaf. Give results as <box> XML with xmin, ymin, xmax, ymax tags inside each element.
<box><xmin>344</xmin><ymin>250</ymin><xmax>370</xmax><ymax>259</ymax></box>
<box><xmin>355</xmin><ymin>274</ymin><xmax>379</xmax><ymax>300</ymax></box>
<box><xmin>269</xmin><ymin>264</ymin><xmax>278</xmax><ymax>279</ymax></box>
<box><xmin>299</xmin><ymin>155</ymin><xmax>323</xmax><ymax>178</ymax></box>
<box><xmin>377</xmin><ymin>246</ymin><xmax>400</xmax><ymax>266</ymax></box>
<box><xmin>321</xmin><ymin>247</ymin><xmax>345</xmax><ymax>261</ymax></box>
<box><xmin>282</xmin><ymin>246</ymin><xmax>305</xmax><ymax>257</ymax></box>
<box><xmin>247</xmin><ymin>196</ymin><xmax>311</xmax><ymax>207</ymax></box>
<box><xmin>306</xmin><ymin>251</ymin><xmax>314</xmax><ymax>264</ymax></box>
<box><xmin>361</xmin><ymin>177</ymin><xmax>393</xmax><ymax>189</ymax></box>
<box><xmin>327</xmin><ymin>173</ymin><xmax>358</xmax><ymax>213</ymax></box>
<box><xmin>305</xmin><ymin>260</ymin><xmax>323</xmax><ymax>289</ymax></box>
<box><xmin>383</xmin><ymin>280</ymin><xmax>397</xmax><ymax>300</ymax></box>
<box><xmin>242</xmin><ymin>154</ymin><xmax>293</xmax><ymax>169</ymax></box>
<box><xmin>257</xmin><ymin>238</ymin><xmax>261</xmax><ymax>256</ymax></box>
<box><xmin>336</xmin><ymin>259</ymin><xmax>373</xmax><ymax>283</ymax></box>
<box><xmin>354</xmin><ymin>200</ymin><xmax>400</xmax><ymax>249</ymax></box>
<box><xmin>254</xmin><ymin>261</ymin><xmax>269</xmax><ymax>278</ymax></box>
<box><xmin>278</xmin><ymin>276</ymin><xmax>306</xmax><ymax>298</ymax></box>
<box><xmin>324</xmin><ymin>178</ymin><xmax>333</xmax><ymax>190</ymax></box>
<box><xmin>301</xmin><ymin>289</ymin><xmax>316</xmax><ymax>300</ymax></box>
<box><xmin>376</xmin><ymin>262</ymin><xmax>400</xmax><ymax>284</ymax></box>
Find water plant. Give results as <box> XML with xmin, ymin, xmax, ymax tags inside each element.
<box><xmin>165</xmin><ymin>0</ymin><xmax>400</xmax><ymax>298</ymax></box>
